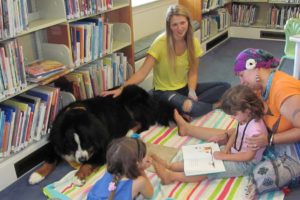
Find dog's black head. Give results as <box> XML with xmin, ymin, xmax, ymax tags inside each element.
<box><xmin>49</xmin><ymin>108</ymin><xmax>109</xmax><ymax>164</ymax></box>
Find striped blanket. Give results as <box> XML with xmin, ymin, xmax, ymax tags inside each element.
<box><xmin>43</xmin><ymin>110</ymin><xmax>285</xmax><ymax>200</ymax></box>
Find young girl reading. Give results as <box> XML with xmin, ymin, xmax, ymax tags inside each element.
<box><xmin>87</xmin><ymin>137</ymin><xmax>153</xmax><ymax>200</ymax></box>
<box><xmin>152</xmin><ymin>85</ymin><xmax>268</xmax><ymax>184</ymax></box>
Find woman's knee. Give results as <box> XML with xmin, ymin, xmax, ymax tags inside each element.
<box><xmin>182</xmin><ymin>99</ymin><xmax>193</xmax><ymax>113</ymax></box>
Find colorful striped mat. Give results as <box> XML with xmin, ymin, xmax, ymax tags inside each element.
<box><xmin>43</xmin><ymin>110</ymin><xmax>285</xmax><ymax>200</ymax></box>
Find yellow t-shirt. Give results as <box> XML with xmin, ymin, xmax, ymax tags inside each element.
<box><xmin>147</xmin><ymin>33</ymin><xmax>203</xmax><ymax>91</ymax></box>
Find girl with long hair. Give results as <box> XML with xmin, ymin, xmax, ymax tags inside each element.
<box><xmin>87</xmin><ymin>137</ymin><xmax>153</xmax><ymax>200</ymax></box>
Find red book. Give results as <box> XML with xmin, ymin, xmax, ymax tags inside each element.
<box><xmin>47</xmin><ymin>24</ymin><xmax>71</xmax><ymax>49</ymax></box>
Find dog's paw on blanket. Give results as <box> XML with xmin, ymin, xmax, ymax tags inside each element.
<box><xmin>29</xmin><ymin>162</ymin><xmax>56</xmax><ymax>184</ymax></box>
<box><xmin>29</xmin><ymin>172</ymin><xmax>45</xmax><ymax>184</ymax></box>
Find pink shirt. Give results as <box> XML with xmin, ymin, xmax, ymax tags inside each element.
<box><xmin>231</xmin><ymin>119</ymin><xmax>267</xmax><ymax>162</ymax></box>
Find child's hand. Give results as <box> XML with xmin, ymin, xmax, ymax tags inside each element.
<box><xmin>213</xmin><ymin>151</ymin><xmax>226</xmax><ymax>160</ymax></box>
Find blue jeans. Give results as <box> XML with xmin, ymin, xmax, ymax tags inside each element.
<box><xmin>152</xmin><ymin>82</ymin><xmax>230</xmax><ymax>117</ymax></box>
<box><xmin>207</xmin><ymin>159</ymin><xmax>257</xmax><ymax>180</ymax></box>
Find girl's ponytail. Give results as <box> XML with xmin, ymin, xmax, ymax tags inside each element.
<box><xmin>108</xmin><ymin>174</ymin><xmax>120</xmax><ymax>200</ymax></box>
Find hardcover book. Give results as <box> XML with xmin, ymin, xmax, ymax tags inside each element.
<box><xmin>182</xmin><ymin>142</ymin><xmax>225</xmax><ymax>176</ymax></box>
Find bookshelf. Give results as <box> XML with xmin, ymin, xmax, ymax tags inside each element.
<box><xmin>179</xmin><ymin>0</ymin><xmax>231</xmax><ymax>53</ymax></box>
<box><xmin>0</xmin><ymin>0</ymin><xmax>134</xmax><ymax>191</ymax></box>
<box><xmin>229</xmin><ymin>0</ymin><xmax>300</xmax><ymax>40</ymax></box>
<box><xmin>179</xmin><ymin>0</ymin><xmax>299</xmax><ymax>47</ymax></box>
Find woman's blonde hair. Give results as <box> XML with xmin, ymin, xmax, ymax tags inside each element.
<box><xmin>165</xmin><ymin>4</ymin><xmax>195</xmax><ymax>70</ymax></box>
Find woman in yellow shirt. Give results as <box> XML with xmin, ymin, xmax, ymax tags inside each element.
<box><xmin>102</xmin><ymin>4</ymin><xmax>230</xmax><ymax>119</ymax></box>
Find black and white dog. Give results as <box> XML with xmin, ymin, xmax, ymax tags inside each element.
<box><xmin>29</xmin><ymin>85</ymin><xmax>173</xmax><ymax>185</ymax></box>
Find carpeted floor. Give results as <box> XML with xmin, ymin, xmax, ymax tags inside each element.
<box><xmin>199</xmin><ymin>37</ymin><xmax>293</xmax><ymax>86</ymax></box>
<box><xmin>1</xmin><ymin>38</ymin><xmax>299</xmax><ymax>200</ymax></box>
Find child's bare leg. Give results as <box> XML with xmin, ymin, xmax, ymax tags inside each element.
<box><xmin>174</xmin><ymin>109</ymin><xmax>227</xmax><ymax>140</ymax></box>
<box><xmin>151</xmin><ymin>154</ymin><xmax>184</xmax><ymax>172</ymax></box>
<box><xmin>169</xmin><ymin>161</ymin><xmax>184</xmax><ymax>171</ymax></box>
<box><xmin>174</xmin><ymin>109</ymin><xmax>189</xmax><ymax>136</ymax></box>
<box><xmin>153</xmin><ymin>160</ymin><xmax>207</xmax><ymax>185</ymax></box>
<box><xmin>151</xmin><ymin>154</ymin><xmax>170</xmax><ymax>169</ymax></box>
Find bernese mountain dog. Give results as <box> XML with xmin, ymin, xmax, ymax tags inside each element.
<box><xmin>28</xmin><ymin>85</ymin><xmax>174</xmax><ymax>186</ymax></box>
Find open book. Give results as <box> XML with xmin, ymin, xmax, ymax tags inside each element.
<box><xmin>182</xmin><ymin>142</ymin><xmax>225</xmax><ymax>176</ymax></box>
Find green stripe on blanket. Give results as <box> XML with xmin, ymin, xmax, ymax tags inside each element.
<box><xmin>43</xmin><ymin>110</ymin><xmax>285</xmax><ymax>200</ymax></box>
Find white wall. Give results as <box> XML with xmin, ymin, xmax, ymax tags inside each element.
<box><xmin>132</xmin><ymin>0</ymin><xmax>178</xmax><ymax>41</ymax></box>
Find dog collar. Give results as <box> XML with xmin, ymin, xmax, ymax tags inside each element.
<box><xmin>66</xmin><ymin>106</ymin><xmax>87</xmax><ymax>112</ymax></box>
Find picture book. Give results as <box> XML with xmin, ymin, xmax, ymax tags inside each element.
<box><xmin>182</xmin><ymin>142</ymin><xmax>225</xmax><ymax>176</ymax></box>
<box><xmin>25</xmin><ymin>60</ymin><xmax>65</xmax><ymax>78</ymax></box>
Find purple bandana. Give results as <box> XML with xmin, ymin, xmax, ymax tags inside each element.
<box><xmin>234</xmin><ymin>48</ymin><xmax>280</xmax><ymax>73</ymax></box>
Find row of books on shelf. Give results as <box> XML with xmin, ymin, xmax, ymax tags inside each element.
<box><xmin>231</xmin><ymin>4</ymin><xmax>257</xmax><ymax>26</ymax></box>
<box><xmin>269</xmin><ymin>0</ymin><xmax>300</xmax><ymax>3</ymax></box>
<box><xmin>47</xmin><ymin>17</ymin><xmax>117</xmax><ymax>67</ymax></box>
<box><xmin>0</xmin><ymin>0</ymin><xmax>29</xmax><ymax>40</ymax></box>
<box><xmin>65</xmin><ymin>0</ymin><xmax>113</xmax><ymax>20</ymax></box>
<box><xmin>0</xmin><ymin>39</ymin><xmax>27</xmax><ymax>97</ymax></box>
<box><xmin>0</xmin><ymin>32</ymin><xmax>130</xmax><ymax>98</ymax></box>
<box><xmin>0</xmin><ymin>40</ymin><xmax>70</xmax><ymax>97</ymax></box>
<box><xmin>0</xmin><ymin>85</ymin><xmax>60</xmax><ymax>158</ymax></box>
<box><xmin>201</xmin><ymin>8</ymin><xmax>230</xmax><ymax>41</ymax></box>
<box><xmin>55</xmin><ymin>52</ymin><xmax>132</xmax><ymax>100</ymax></box>
<box><xmin>267</xmin><ymin>6</ymin><xmax>300</xmax><ymax>29</ymax></box>
<box><xmin>202</xmin><ymin>0</ymin><xmax>225</xmax><ymax>12</ymax></box>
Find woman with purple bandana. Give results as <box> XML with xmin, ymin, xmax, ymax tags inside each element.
<box><xmin>174</xmin><ymin>48</ymin><xmax>300</xmax><ymax>164</ymax></box>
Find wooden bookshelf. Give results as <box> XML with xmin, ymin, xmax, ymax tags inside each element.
<box><xmin>0</xmin><ymin>0</ymin><xmax>134</xmax><ymax>191</ymax></box>
<box><xmin>179</xmin><ymin>0</ymin><xmax>202</xmax><ymax>23</ymax></box>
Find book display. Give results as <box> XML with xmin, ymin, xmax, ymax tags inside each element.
<box><xmin>0</xmin><ymin>0</ymin><xmax>134</xmax><ymax>191</ymax></box>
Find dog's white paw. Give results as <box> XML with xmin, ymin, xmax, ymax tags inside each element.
<box><xmin>72</xmin><ymin>176</ymin><xmax>86</xmax><ymax>186</ymax></box>
<box><xmin>28</xmin><ymin>172</ymin><xmax>45</xmax><ymax>184</ymax></box>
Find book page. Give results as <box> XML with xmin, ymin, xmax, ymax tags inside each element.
<box><xmin>182</xmin><ymin>142</ymin><xmax>225</xmax><ymax>176</ymax></box>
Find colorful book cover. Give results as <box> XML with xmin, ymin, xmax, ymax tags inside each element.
<box><xmin>0</xmin><ymin>104</ymin><xmax>16</xmax><ymax>156</ymax></box>
<box><xmin>25</xmin><ymin>60</ymin><xmax>66</xmax><ymax>78</ymax></box>
<box><xmin>26</xmin><ymin>88</ymin><xmax>52</xmax><ymax>135</ymax></box>
<box><xmin>38</xmin><ymin>86</ymin><xmax>60</xmax><ymax>127</ymax></box>
<box><xmin>3</xmin><ymin>99</ymin><xmax>29</xmax><ymax>150</ymax></box>
<box><xmin>18</xmin><ymin>94</ymin><xmax>41</xmax><ymax>142</ymax></box>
